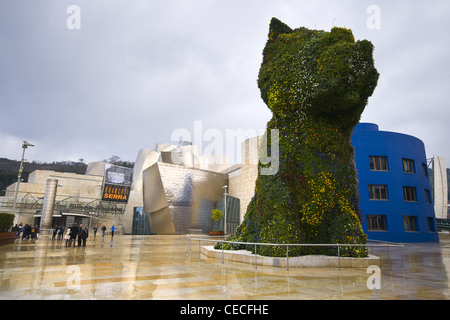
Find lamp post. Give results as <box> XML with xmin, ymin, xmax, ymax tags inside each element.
<box><xmin>223</xmin><ymin>185</ymin><xmax>228</xmax><ymax>234</ymax></box>
<box><xmin>11</xmin><ymin>141</ymin><xmax>34</xmax><ymax>223</ymax></box>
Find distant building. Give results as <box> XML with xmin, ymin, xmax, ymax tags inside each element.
<box><xmin>351</xmin><ymin>123</ymin><xmax>439</xmax><ymax>242</ymax></box>
<box><xmin>431</xmin><ymin>155</ymin><xmax>448</xmax><ymax>219</ymax></box>
<box><xmin>0</xmin><ymin>140</ymin><xmax>239</xmax><ymax>235</ymax></box>
<box><xmin>1</xmin><ymin>169</ymin><xmax>125</xmax><ymax>231</ymax></box>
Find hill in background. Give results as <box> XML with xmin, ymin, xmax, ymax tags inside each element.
<box><xmin>0</xmin><ymin>158</ymin><xmax>87</xmax><ymax>196</ymax></box>
<box><xmin>0</xmin><ymin>156</ymin><xmax>134</xmax><ymax>196</ymax></box>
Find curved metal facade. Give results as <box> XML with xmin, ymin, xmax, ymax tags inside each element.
<box><xmin>142</xmin><ymin>162</ymin><xmax>228</xmax><ymax>234</ymax></box>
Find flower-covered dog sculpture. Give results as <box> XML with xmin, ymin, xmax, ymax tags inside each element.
<box><xmin>222</xmin><ymin>18</ymin><xmax>379</xmax><ymax>257</ymax></box>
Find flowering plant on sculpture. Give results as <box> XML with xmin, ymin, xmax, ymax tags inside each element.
<box><xmin>216</xmin><ymin>18</ymin><xmax>378</xmax><ymax>258</ymax></box>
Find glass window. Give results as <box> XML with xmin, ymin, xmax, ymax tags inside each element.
<box><xmin>427</xmin><ymin>217</ymin><xmax>436</xmax><ymax>232</ymax></box>
<box><xmin>403</xmin><ymin>186</ymin><xmax>417</xmax><ymax>202</ymax></box>
<box><xmin>369</xmin><ymin>156</ymin><xmax>388</xmax><ymax>171</ymax></box>
<box><xmin>422</xmin><ymin>163</ymin><xmax>428</xmax><ymax>177</ymax></box>
<box><xmin>403</xmin><ymin>216</ymin><xmax>418</xmax><ymax>232</ymax></box>
<box><xmin>402</xmin><ymin>158</ymin><xmax>415</xmax><ymax>174</ymax></box>
<box><xmin>369</xmin><ymin>184</ymin><xmax>389</xmax><ymax>200</ymax></box>
<box><xmin>132</xmin><ymin>207</ymin><xmax>152</xmax><ymax>235</ymax></box>
<box><xmin>425</xmin><ymin>189</ymin><xmax>432</xmax><ymax>204</ymax></box>
<box><xmin>367</xmin><ymin>215</ymin><xmax>387</xmax><ymax>231</ymax></box>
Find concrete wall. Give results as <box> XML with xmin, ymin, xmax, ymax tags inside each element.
<box><xmin>4</xmin><ymin>169</ymin><xmax>120</xmax><ymax>229</ymax></box>
<box><xmin>433</xmin><ymin>155</ymin><xmax>448</xmax><ymax>219</ymax></box>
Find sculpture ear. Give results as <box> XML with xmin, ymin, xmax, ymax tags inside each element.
<box><xmin>268</xmin><ymin>17</ymin><xmax>292</xmax><ymax>40</ymax></box>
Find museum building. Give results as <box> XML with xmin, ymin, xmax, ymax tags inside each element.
<box><xmin>1</xmin><ymin>123</ymin><xmax>440</xmax><ymax>242</ymax></box>
<box><xmin>0</xmin><ymin>141</ymin><xmax>245</xmax><ymax>236</ymax></box>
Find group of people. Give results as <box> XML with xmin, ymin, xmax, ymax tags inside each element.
<box><xmin>52</xmin><ymin>225</ymin><xmax>66</xmax><ymax>240</ymax></box>
<box><xmin>12</xmin><ymin>222</ymin><xmax>117</xmax><ymax>246</ymax></box>
<box><xmin>58</xmin><ymin>224</ymin><xmax>117</xmax><ymax>247</ymax></box>
<box><xmin>62</xmin><ymin>223</ymin><xmax>89</xmax><ymax>247</ymax></box>
<box><xmin>12</xmin><ymin>223</ymin><xmax>40</xmax><ymax>240</ymax></box>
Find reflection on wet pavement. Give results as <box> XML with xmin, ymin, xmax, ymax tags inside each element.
<box><xmin>0</xmin><ymin>235</ymin><xmax>449</xmax><ymax>300</ymax></box>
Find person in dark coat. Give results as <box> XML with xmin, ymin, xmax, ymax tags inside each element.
<box><xmin>30</xmin><ymin>225</ymin><xmax>36</xmax><ymax>239</ymax></box>
<box><xmin>21</xmin><ymin>224</ymin><xmax>28</xmax><ymax>239</ymax></box>
<box><xmin>77</xmin><ymin>224</ymin><xmax>84</xmax><ymax>247</ymax></box>
<box><xmin>69</xmin><ymin>223</ymin><xmax>78</xmax><ymax>247</ymax></box>
<box><xmin>58</xmin><ymin>225</ymin><xmax>65</xmax><ymax>240</ymax></box>
<box><xmin>81</xmin><ymin>227</ymin><xmax>89</xmax><ymax>247</ymax></box>
<box><xmin>52</xmin><ymin>225</ymin><xmax>59</xmax><ymax>240</ymax></box>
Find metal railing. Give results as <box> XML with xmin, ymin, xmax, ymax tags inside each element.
<box><xmin>436</xmin><ymin>219</ymin><xmax>450</xmax><ymax>230</ymax></box>
<box><xmin>186</xmin><ymin>236</ymin><xmax>403</xmax><ymax>270</ymax></box>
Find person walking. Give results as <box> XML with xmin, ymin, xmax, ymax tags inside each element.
<box><xmin>101</xmin><ymin>225</ymin><xmax>106</xmax><ymax>237</ymax></box>
<box><xmin>22</xmin><ymin>224</ymin><xmax>29</xmax><ymax>240</ymax></box>
<box><xmin>64</xmin><ymin>227</ymin><xmax>71</xmax><ymax>247</ymax></box>
<box><xmin>93</xmin><ymin>225</ymin><xmax>98</xmax><ymax>238</ymax></box>
<box><xmin>13</xmin><ymin>224</ymin><xmax>19</xmax><ymax>236</ymax></box>
<box><xmin>81</xmin><ymin>226</ymin><xmax>89</xmax><ymax>247</ymax></box>
<box><xmin>77</xmin><ymin>224</ymin><xmax>83</xmax><ymax>247</ymax></box>
<box><xmin>17</xmin><ymin>223</ymin><xmax>23</xmax><ymax>237</ymax></box>
<box><xmin>52</xmin><ymin>225</ymin><xmax>59</xmax><ymax>240</ymax></box>
<box><xmin>111</xmin><ymin>225</ymin><xmax>116</xmax><ymax>238</ymax></box>
<box><xmin>30</xmin><ymin>225</ymin><xmax>36</xmax><ymax>240</ymax></box>
<box><xmin>69</xmin><ymin>223</ymin><xmax>78</xmax><ymax>247</ymax></box>
<box><xmin>58</xmin><ymin>225</ymin><xmax>65</xmax><ymax>240</ymax></box>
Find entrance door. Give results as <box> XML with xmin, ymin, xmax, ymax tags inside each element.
<box><xmin>132</xmin><ymin>207</ymin><xmax>152</xmax><ymax>235</ymax></box>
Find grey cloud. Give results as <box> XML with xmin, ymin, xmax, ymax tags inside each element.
<box><xmin>0</xmin><ymin>0</ymin><xmax>449</xmax><ymax>165</ymax></box>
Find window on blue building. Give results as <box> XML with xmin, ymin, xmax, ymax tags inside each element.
<box><xmin>369</xmin><ymin>184</ymin><xmax>389</xmax><ymax>200</ymax></box>
<box><xmin>422</xmin><ymin>163</ymin><xmax>428</xmax><ymax>177</ymax></box>
<box><xmin>427</xmin><ymin>217</ymin><xmax>436</xmax><ymax>232</ymax></box>
<box><xmin>403</xmin><ymin>186</ymin><xmax>417</xmax><ymax>202</ymax></box>
<box><xmin>369</xmin><ymin>156</ymin><xmax>388</xmax><ymax>171</ymax></box>
<box><xmin>425</xmin><ymin>189</ymin><xmax>432</xmax><ymax>204</ymax></box>
<box><xmin>367</xmin><ymin>215</ymin><xmax>387</xmax><ymax>231</ymax></box>
<box><xmin>403</xmin><ymin>216</ymin><xmax>418</xmax><ymax>232</ymax></box>
<box><xmin>402</xmin><ymin>158</ymin><xmax>415</xmax><ymax>174</ymax></box>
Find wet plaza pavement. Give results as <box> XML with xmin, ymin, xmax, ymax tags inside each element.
<box><xmin>0</xmin><ymin>234</ymin><xmax>449</xmax><ymax>300</ymax></box>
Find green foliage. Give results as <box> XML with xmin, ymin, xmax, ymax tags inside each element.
<box><xmin>211</xmin><ymin>209</ymin><xmax>224</xmax><ymax>222</ymax></box>
<box><xmin>218</xmin><ymin>18</ymin><xmax>378</xmax><ymax>258</ymax></box>
<box><xmin>0</xmin><ymin>213</ymin><xmax>14</xmax><ymax>232</ymax></box>
<box><xmin>268</xmin><ymin>18</ymin><xmax>292</xmax><ymax>40</ymax></box>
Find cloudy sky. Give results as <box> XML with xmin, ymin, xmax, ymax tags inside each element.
<box><xmin>1</xmin><ymin>0</ymin><xmax>449</xmax><ymax>166</ymax></box>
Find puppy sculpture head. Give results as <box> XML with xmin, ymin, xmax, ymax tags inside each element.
<box><xmin>258</xmin><ymin>18</ymin><xmax>379</xmax><ymax>133</ymax></box>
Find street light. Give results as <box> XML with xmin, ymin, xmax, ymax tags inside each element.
<box><xmin>223</xmin><ymin>185</ymin><xmax>228</xmax><ymax>234</ymax></box>
<box><xmin>11</xmin><ymin>141</ymin><xmax>35</xmax><ymax>223</ymax></box>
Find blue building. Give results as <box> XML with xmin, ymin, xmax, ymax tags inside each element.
<box><xmin>351</xmin><ymin>123</ymin><xmax>439</xmax><ymax>243</ymax></box>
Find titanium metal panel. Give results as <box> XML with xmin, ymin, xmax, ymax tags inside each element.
<box><xmin>143</xmin><ymin>163</ymin><xmax>168</xmax><ymax>213</ymax></box>
<box><xmin>143</xmin><ymin>162</ymin><xmax>228</xmax><ymax>234</ymax></box>
<box><xmin>150</xmin><ymin>206</ymin><xmax>176</xmax><ymax>234</ymax></box>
